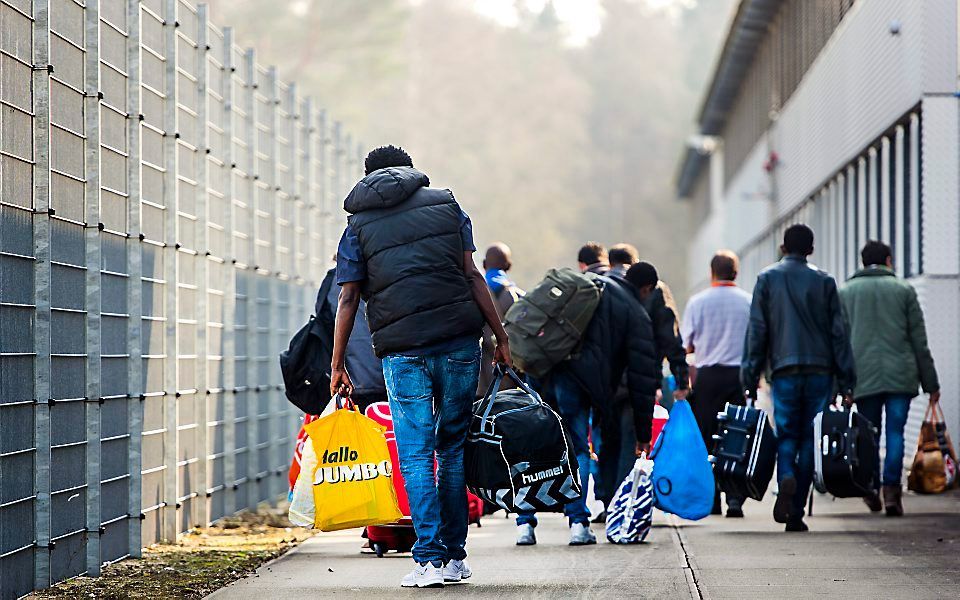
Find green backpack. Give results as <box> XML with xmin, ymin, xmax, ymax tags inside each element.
<box><xmin>503</xmin><ymin>268</ymin><xmax>602</xmax><ymax>378</ymax></box>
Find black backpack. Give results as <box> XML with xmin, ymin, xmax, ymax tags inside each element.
<box><xmin>465</xmin><ymin>367</ymin><xmax>581</xmax><ymax>512</ymax></box>
<box><xmin>279</xmin><ymin>276</ymin><xmax>335</xmax><ymax>415</ymax></box>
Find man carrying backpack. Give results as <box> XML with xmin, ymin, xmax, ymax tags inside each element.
<box><xmin>330</xmin><ymin>145</ymin><xmax>512</xmax><ymax>588</ymax></box>
<box><xmin>577</xmin><ymin>241</ymin><xmax>610</xmax><ymax>275</ymax></box>
<box><xmin>513</xmin><ymin>262</ymin><xmax>659</xmax><ymax>547</ymax></box>
<box><xmin>477</xmin><ymin>243</ymin><xmax>523</xmax><ymax>396</ymax></box>
<box><xmin>317</xmin><ymin>266</ymin><xmax>386</xmax><ymax>412</ymax></box>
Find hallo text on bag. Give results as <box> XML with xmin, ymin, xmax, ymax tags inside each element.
<box><xmin>322</xmin><ymin>445</ymin><xmax>360</xmax><ymax>464</ymax></box>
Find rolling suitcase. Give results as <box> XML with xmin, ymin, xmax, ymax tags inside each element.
<box><xmin>709</xmin><ymin>401</ymin><xmax>777</xmax><ymax>501</ymax></box>
<box><xmin>364</xmin><ymin>402</ymin><xmax>484</xmax><ymax>556</ymax></box>
<box><xmin>813</xmin><ymin>402</ymin><xmax>878</xmax><ymax>497</ymax></box>
<box><xmin>364</xmin><ymin>402</ymin><xmax>415</xmax><ymax>557</ymax></box>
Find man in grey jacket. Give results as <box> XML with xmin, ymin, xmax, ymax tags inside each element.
<box><xmin>742</xmin><ymin>224</ymin><xmax>856</xmax><ymax>532</ymax></box>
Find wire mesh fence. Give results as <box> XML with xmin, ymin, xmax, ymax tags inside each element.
<box><xmin>0</xmin><ymin>1</ymin><xmax>362</xmax><ymax>597</ymax></box>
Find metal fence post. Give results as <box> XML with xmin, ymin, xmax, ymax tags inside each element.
<box><xmin>220</xmin><ymin>26</ymin><xmax>239</xmax><ymax>516</ymax></box>
<box><xmin>316</xmin><ymin>109</ymin><xmax>328</xmax><ymax>279</ymax></box>
<box><xmin>32</xmin><ymin>0</ymin><xmax>53</xmax><ymax>590</ymax></box>
<box><xmin>161</xmin><ymin>0</ymin><xmax>180</xmax><ymax>543</ymax></box>
<box><xmin>195</xmin><ymin>2</ymin><xmax>211</xmax><ymax>529</ymax></box>
<box><xmin>84</xmin><ymin>0</ymin><xmax>104</xmax><ymax>576</ymax></box>
<box><xmin>242</xmin><ymin>47</ymin><xmax>258</xmax><ymax>510</ymax></box>
<box><xmin>125</xmin><ymin>0</ymin><xmax>144</xmax><ymax>560</ymax></box>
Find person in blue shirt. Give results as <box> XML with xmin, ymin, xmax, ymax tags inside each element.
<box><xmin>330</xmin><ymin>145</ymin><xmax>511</xmax><ymax>589</ymax></box>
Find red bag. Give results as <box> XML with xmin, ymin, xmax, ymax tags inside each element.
<box><xmin>287</xmin><ymin>413</ymin><xmax>319</xmax><ymax>495</ymax></box>
<box><xmin>651</xmin><ymin>401</ymin><xmax>669</xmax><ymax>448</ymax></box>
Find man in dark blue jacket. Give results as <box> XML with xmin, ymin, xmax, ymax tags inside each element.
<box><xmin>317</xmin><ymin>268</ymin><xmax>385</xmax><ymax>411</ymax></box>
<box><xmin>515</xmin><ymin>269</ymin><xmax>659</xmax><ymax>547</ymax></box>
<box><xmin>330</xmin><ymin>146</ymin><xmax>511</xmax><ymax>588</ymax></box>
<box><xmin>742</xmin><ymin>224</ymin><xmax>856</xmax><ymax>532</ymax></box>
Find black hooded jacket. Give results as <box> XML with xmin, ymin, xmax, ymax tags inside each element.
<box><xmin>344</xmin><ymin>167</ymin><xmax>484</xmax><ymax>357</ymax></box>
<box><xmin>643</xmin><ymin>283</ymin><xmax>690</xmax><ymax>390</ymax></box>
<box><xmin>559</xmin><ymin>275</ymin><xmax>659</xmax><ymax>440</ymax></box>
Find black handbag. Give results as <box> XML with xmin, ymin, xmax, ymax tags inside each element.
<box><xmin>465</xmin><ymin>366</ymin><xmax>581</xmax><ymax>512</ymax></box>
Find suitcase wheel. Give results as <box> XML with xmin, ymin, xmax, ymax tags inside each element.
<box><xmin>372</xmin><ymin>542</ymin><xmax>386</xmax><ymax>558</ymax></box>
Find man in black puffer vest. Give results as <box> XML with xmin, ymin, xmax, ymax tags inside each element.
<box><xmin>330</xmin><ymin>146</ymin><xmax>511</xmax><ymax>589</ymax></box>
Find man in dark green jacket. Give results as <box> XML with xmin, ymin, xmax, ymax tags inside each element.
<box><xmin>840</xmin><ymin>241</ymin><xmax>940</xmax><ymax>517</ymax></box>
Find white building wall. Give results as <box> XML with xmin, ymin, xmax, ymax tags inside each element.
<box><xmin>687</xmin><ymin>141</ymin><xmax>773</xmax><ymax>292</ymax></box>
<box><xmin>772</xmin><ymin>0</ymin><xmax>957</xmax><ymax>216</ymax></box>
<box><xmin>687</xmin><ymin>0</ymin><xmax>960</xmax><ymax>445</ymax></box>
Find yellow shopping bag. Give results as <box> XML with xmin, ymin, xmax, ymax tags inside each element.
<box><xmin>304</xmin><ymin>398</ymin><xmax>403</xmax><ymax>531</ymax></box>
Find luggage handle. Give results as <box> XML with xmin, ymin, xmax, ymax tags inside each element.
<box><xmin>479</xmin><ymin>365</ymin><xmax>544</xmax><ymax>433</ymax></box>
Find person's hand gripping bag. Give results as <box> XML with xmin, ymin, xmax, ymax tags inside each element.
<box><xmin>649</xmin><ymin>398</ymin><xmax>715</xmax><ymax>520</ymax></box>
<box><xmin>304</xmin><ymin>396</ymin><xmax>403</xmax><ymax>531</ymax></box>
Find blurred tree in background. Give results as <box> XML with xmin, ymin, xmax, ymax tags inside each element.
<box><xmin>207</xmin><ymin>0</ymin><xmax>736</xmax><ymax>301</ymax></box>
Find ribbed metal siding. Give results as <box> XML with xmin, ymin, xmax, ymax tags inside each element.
<box><xmin>722</xmin><ymin>0</ymin><xmax>858</xmax><ymax>184</ymax></box>
<box><xmin>0</xmin><ymin>0</ymin><xmax>362</xmax><ymax>596</ymax></box>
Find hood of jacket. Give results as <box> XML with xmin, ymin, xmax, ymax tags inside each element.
<box><xmin>343</xmin><ymin>166</ymin><xmax>431</xmax><ymax>214</ymax></box>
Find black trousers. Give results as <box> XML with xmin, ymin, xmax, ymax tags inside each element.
<box><xmin>691</xmin><ymin>365</ymin><xmax>745</xmax><ymax>505</ymax></box>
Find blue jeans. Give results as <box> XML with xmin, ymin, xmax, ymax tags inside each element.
<box><xmin>771</xmin><ymin>373</ymin><xmax>833</xmax><ymax>518</ymax></box>
<box><xmin>856</xmin><ymin>394</ymin><xmax>912</xmax><ymax>488</ymax></box>
<box><xmin>516</xmin><ymin>370</ymin><xmax>591</xmax><ymax>527</ymax></box>
<box><xmin>381</xmin><ymin>342</ymin><xmax>480</xmax><ymax>564</ymax></box>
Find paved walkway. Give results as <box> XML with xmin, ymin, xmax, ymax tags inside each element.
<box><xmin>210</xmin><ymin>489</ymin><xmax>960</xmax><ymax>599</ymax></box>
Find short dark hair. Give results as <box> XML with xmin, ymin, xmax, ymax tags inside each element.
<box><xmin>483</xmin><ymin>243</ymin><xmax>512</xmax><ymax>271</ymax></box>
<box><xmin>861</xmin><ymin>240</ymin><xmax>892</xmax><ymax>267</ymax></box>
<box><xmin>626</xmin><ymin>261</ymin><xmax>659</xmax><ymax>289</ymax></box>
<box><xmin>364</xmin><ymin>145</ymin><xmax>413</xmax><ymax>175</ymax></box>
<box><xmin>608</xmin><ymin>243</ymin><xmax>639</xmax><ymax>267</ymax></box>
<box><xmin>783</xmin><ymin>223</ymin><xmax>814</xmax><ymax>255</ymax></box>
<box><xmin>577</xmin><ymin>242</ymin><xmax>607</xmax><ymax>266</ymax></box>
<box><xmin>711</xmin><ymin>250</ymin><xmax>739</xmax><ymax>281</ymax></box>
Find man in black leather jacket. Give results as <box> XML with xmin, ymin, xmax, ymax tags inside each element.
<box><xmin>742</xmin><ymin>224</ymin><xmax>856</xmax><ymax>532</ymax></box>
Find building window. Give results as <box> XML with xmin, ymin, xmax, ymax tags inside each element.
<box><xmin>737</xmin><ymin>109</ymin><xmax>922</xmax><ymax>288</ymax></box>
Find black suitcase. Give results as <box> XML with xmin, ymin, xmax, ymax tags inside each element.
<box><xmin>813</xmin><ymin>404</ymin><xmax>878</xmax><ymax>497</ymax></box>
<box><xmin>709</xmin><ymin>402</ymin><xmax>777</xmax><ymax>501</ymax></box>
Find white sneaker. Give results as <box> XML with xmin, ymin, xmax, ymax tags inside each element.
<box><xmin>516</xmin><ymin>523</ymin><xmax>537</xmax><ymax>546</ymax></box>
<box><xmin>400</xmin><ymin>562</ymin><xmax>444</xmax><ymax>588</ymax></box>
<box><xmin>569</xmin><ymin>522</ymin><xmax>597</xmax><ymax>546</ymax></box>
<box><xmin>442</xmin><ymin>559</ymin><xmax>472</xmax><ymax>582</ymax></box>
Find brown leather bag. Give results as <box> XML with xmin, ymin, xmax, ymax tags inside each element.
<box><xmin>908</xmin><ymin>402</ymin><xmax>957</xmax><ymax>494</ymax></box>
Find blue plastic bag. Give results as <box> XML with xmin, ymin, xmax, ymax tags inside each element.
<box><xmin>650</xmin><ymin>399</ymin><xmax>714</xmax><ymax>520</ymax></box>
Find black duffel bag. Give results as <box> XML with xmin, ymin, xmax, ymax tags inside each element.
<box><xmin>465</xmin><ymin>366</ymin><xmax>581</xmax><ymax>512</ymax></box>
